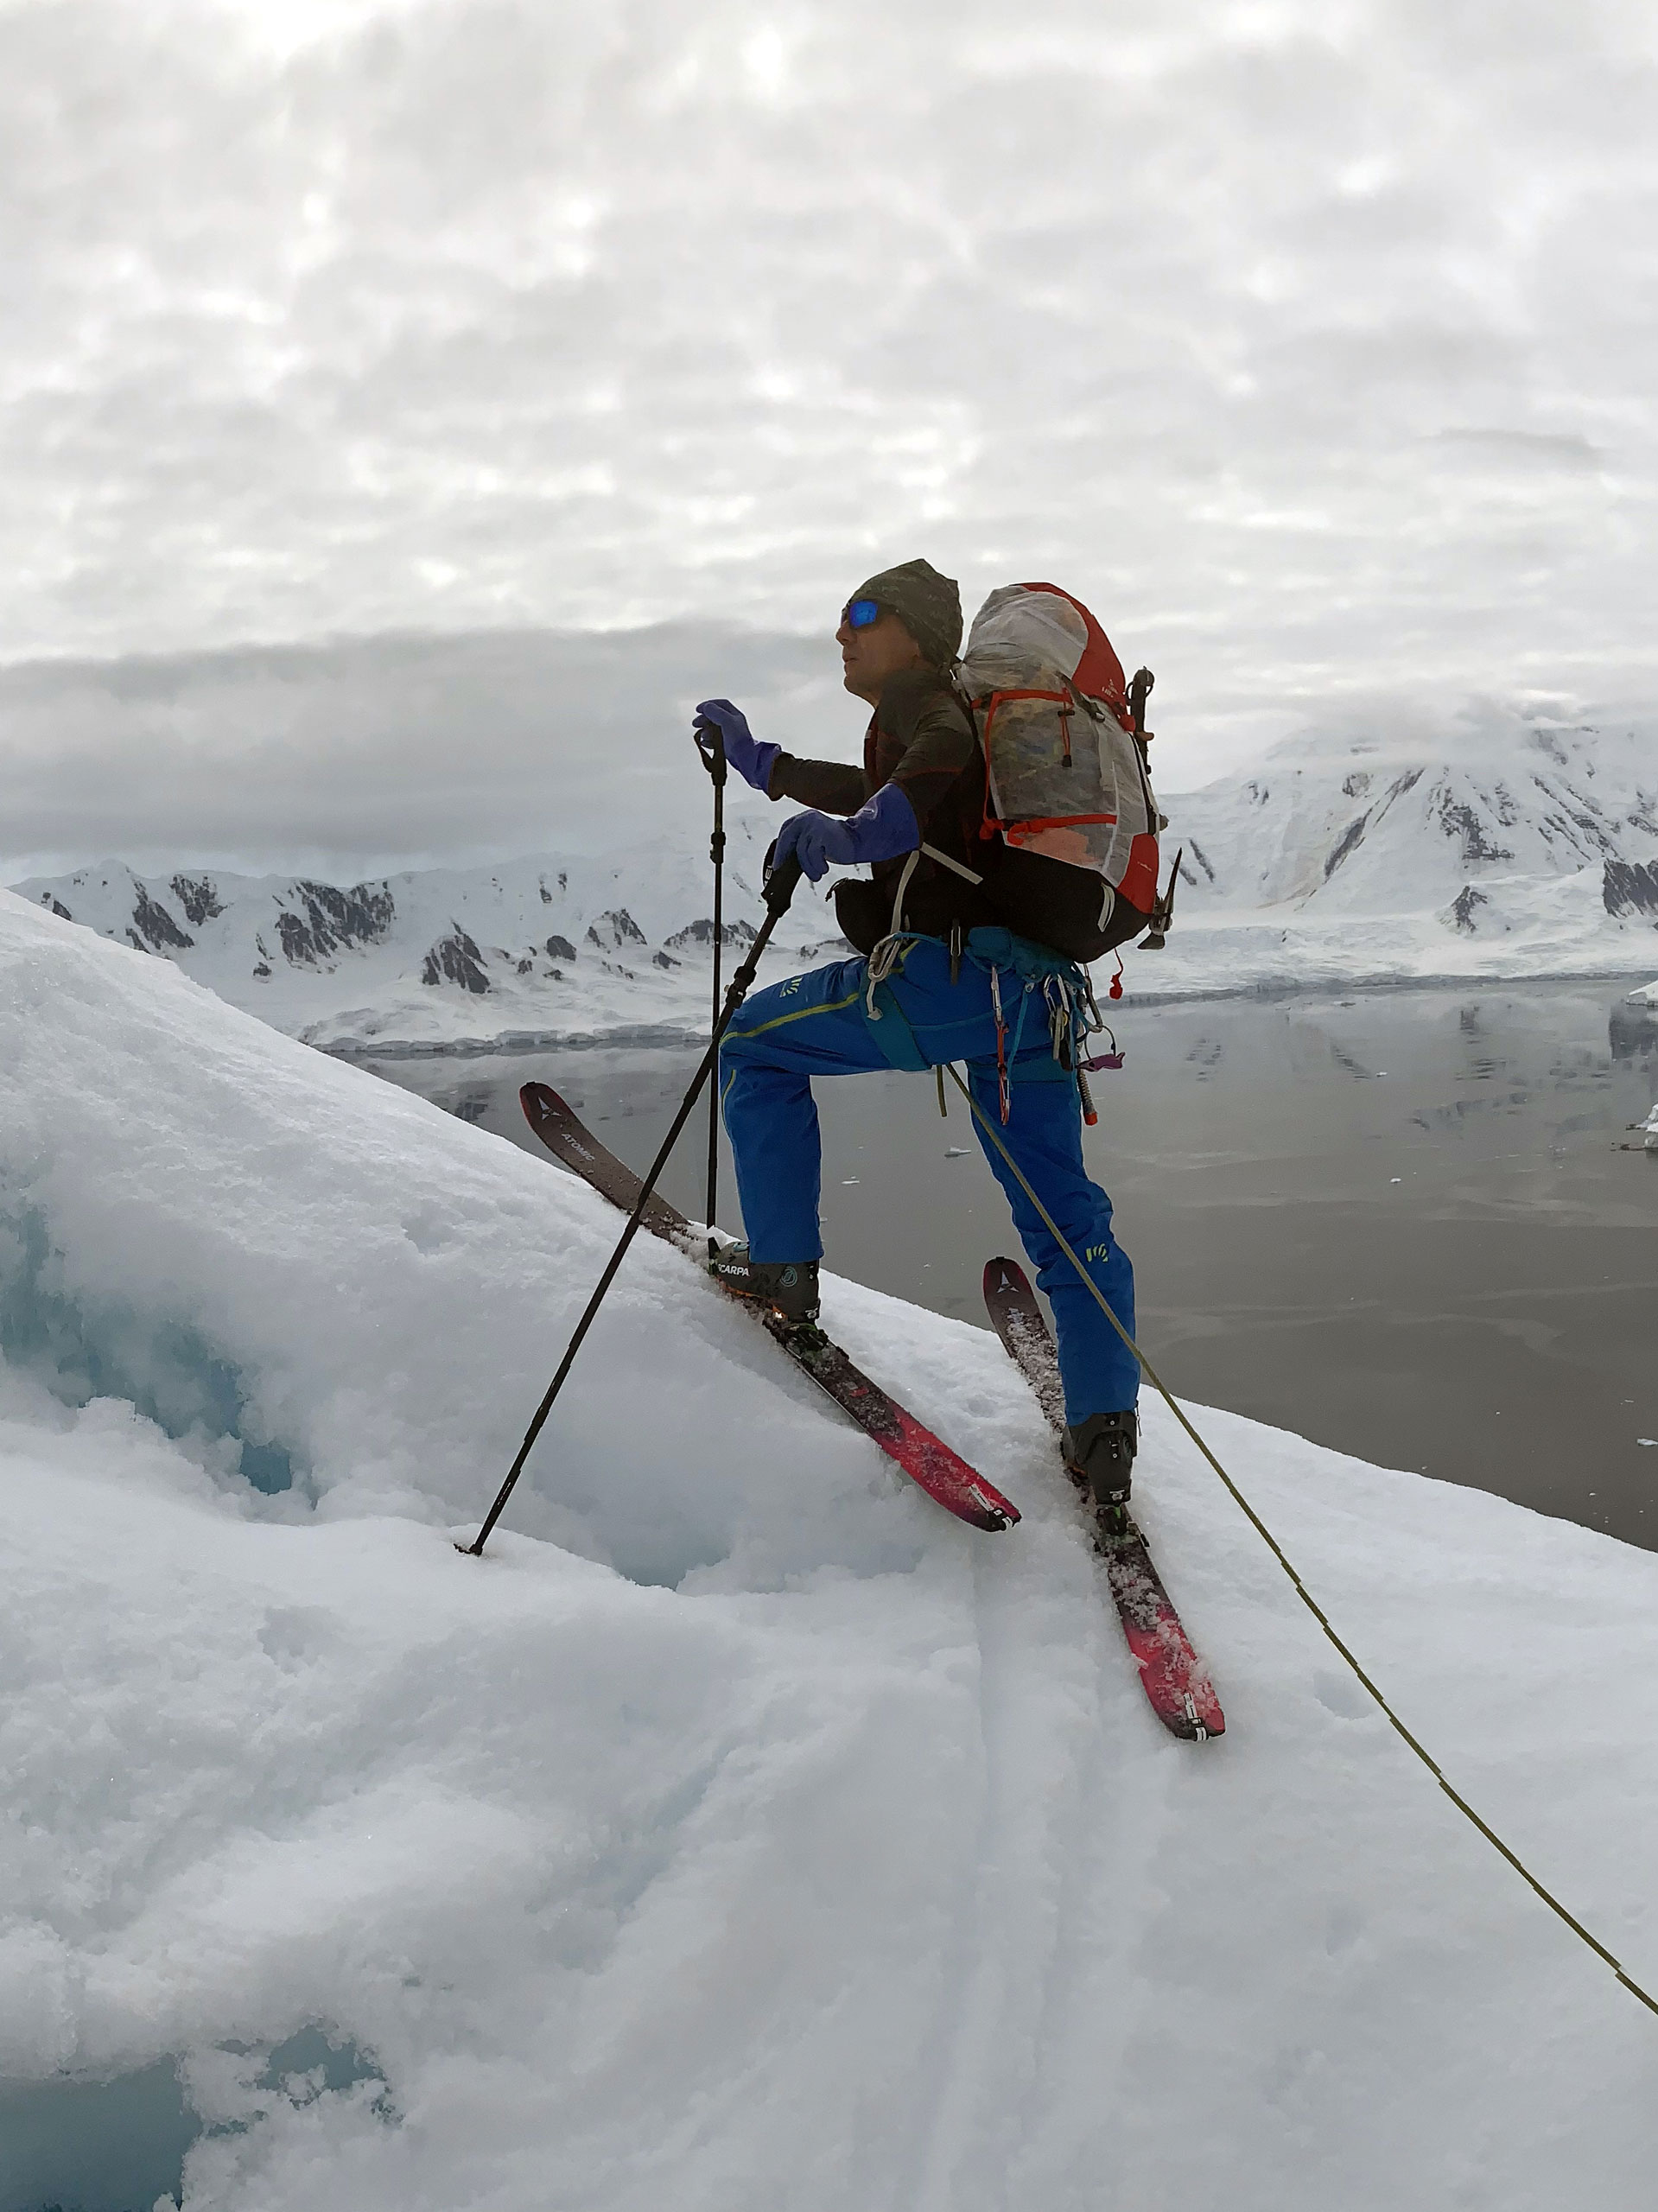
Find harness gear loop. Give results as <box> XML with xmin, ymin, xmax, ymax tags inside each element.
<box><xmin>1043</xmin><ymin>972</ymin><xmax>1079</xmax><ymax>1068</ymax></box>
<box><xmin>863</xmin><ymin>928</ymin><xmax>917</xmax><ymax>1022</ymax></box>
<box><xmin>988</xmin><ymin>963</ymin><xmax>1011</xmax><ymax>1125</ymax></box>
<box><xmin>1081</xmin><ymin>1021</ymin><xmax>1123</xmax><ymax>1073</ymax></box>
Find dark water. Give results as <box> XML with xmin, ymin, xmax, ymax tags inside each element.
<box><xmin>360</xmin><ymin>980</ymin><xmax>1658</xmax><ymax>1548</ymax></box>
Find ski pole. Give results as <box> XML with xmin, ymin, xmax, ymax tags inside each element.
<box><xmin>698</xmin><ymin>719</ymin><xmax>728</xmax><ymax>1256</ymax></box>
<box><xmin>461</xmin><ymin>852</ymin><xmax>802</xmax><ymax>1558</ymax></box>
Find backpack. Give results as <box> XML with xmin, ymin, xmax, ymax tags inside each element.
<box><xmin>957</xmin><ymin>582</ymin><xmax>1166</xmax><ymax>950</ymax></box>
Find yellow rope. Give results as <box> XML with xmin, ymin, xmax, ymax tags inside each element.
<box><xmin>943</xmin><ymin>1060</ymin><xmax>1658</xmax><ymax>2021</ymax></box>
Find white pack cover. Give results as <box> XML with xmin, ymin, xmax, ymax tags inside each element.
<box><xmin>961</xmin><ymin>585</ymin><xmax>1095</xmax><ymax>692</ymax></box>
<box><xmin>960</xmin><ymin>583</ymin><xmax>1159</xmax><ymax>904</ymax></box>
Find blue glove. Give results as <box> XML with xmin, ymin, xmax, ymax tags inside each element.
<box><xmin>774</xmin><ymin>782</ymin><xmax>920</xmax><ymax>884</ymax></box>
<box><xmin>692</xmin><ymin>699</ymin><xmax>780</xmax><ymax>795</ymax></box>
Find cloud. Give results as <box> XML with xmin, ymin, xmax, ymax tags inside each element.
<box><xmin>0</xmin><ymin>624</ymin><xmax>852</xmax><ymax>877</ymax></box>
<box><xmin>1</xmin><ymin>0</ymin><xmax>1655</xmax><ymax>868</ymax></box>
<box><xmin>1427</xmin><ymin>429</ymin><xmax>1604</xmax><ymax>473</ymax></box>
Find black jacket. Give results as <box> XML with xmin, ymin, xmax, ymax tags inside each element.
<box><xmin>767</xmin><ymin>669</ymin><xmax>1141</xmax><ymax>963</ymax></box>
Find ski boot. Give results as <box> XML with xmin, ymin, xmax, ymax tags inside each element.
<box><xmin>708</xmin><ymin>1243</ymin><xmax>821</xmax><ymax>1324</ymax></box>
<box><xmin>1063</xmin><ymin>1408</ymin><xmax>1138</xmax><ymax>1541</ymax></box>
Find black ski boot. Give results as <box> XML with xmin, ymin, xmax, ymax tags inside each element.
<box><xmin>1063</xmin><ymin>1409</ymin><xmax>1138</xmax><ymax>1539</ymax></box>
<box><xmin>708</xmin><ymin>1243</ymin><xmax>821</xmax><ymax>1324</ymax></box>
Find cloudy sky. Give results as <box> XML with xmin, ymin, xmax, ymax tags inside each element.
<box><xmin>3</xmin><ymin>0</ymin><xmax>1655</xmax><ymax>876</ymax></box>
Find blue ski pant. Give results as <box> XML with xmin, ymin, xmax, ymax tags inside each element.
<box><xmin>719</xmin><ymin>935</ymin><xmax>1138</xmax><ymax>1425</ymax></box>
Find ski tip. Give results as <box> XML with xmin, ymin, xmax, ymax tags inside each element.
<box><xmin>982</xmin><ymin>1255</ymin><xmax>1032</xmax><ymax>1300</ymax></box>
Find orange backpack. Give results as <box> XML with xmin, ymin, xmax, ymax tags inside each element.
<box><xmin>959</xmin><ymin>582</ymin><xmax>1162</xmax><ymax>925</ymax></box>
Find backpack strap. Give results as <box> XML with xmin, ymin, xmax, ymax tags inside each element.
<box><xmin>920</xmin><ymin>841</ymin><xmax>982</xmax><ymax>885</ymax></box>
<box><xmin>881</xmin><ymin>841</ymin><xmax>983</xmax><ymax>948</ymax></box>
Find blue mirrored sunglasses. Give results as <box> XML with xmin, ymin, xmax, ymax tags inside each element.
<box><xmin>842</xmin><ymin>597</ymin><xmax>885</xmax><ymax>629</ymax></box>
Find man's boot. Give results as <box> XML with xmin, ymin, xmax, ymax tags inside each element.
<box><xmin>1062</xmin><ymin>1408</ymin><xmax>1138</xmax><ymax>1538</ymax></box>
<box><xmin>708</xmin><ymin>1244</ymin><xmax>821</xmax><ymax>1324</ymax></box>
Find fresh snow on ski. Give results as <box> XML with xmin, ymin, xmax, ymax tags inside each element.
<box><xmin>983</xmin><ymin>1255</ymin><xmax>1225</xmax><ymax>1741</ymax></box>
<box><xmin>520</xmin><ymin>1082</ymin><xmax>1020</xmax><ymax>1533</ymax></box>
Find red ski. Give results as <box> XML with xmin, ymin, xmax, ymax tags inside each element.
<box><xmin>983</xmin><ymin>1256</ymin><xmax>1224</xmax><ymax>1741</ymax></box>
<box><xmin>519</xmin><ymin>1083</ymin><xmax>1020</xmax><ymax>1535</ymax></box>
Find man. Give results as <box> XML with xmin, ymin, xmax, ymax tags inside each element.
<box><xmin>691</xmin><ymin>558</ymin><xmax>1140</xmax><ymax>1530</ymax></box>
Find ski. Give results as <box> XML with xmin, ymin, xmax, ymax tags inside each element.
<box><xmin>519</xmin><ymin>1082</ymin><xmax>1020</xmax><ymax>1534</ymax></box>
<box><xmin>983</xmin><ymin>1256</ymin><xmax>1225</xmax><ymax>1741</ymax></box>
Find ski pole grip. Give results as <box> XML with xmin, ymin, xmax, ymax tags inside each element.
<box><xmin>693</xmin><ymin>715</ymin><xmax>728</xmax><ymax>787</ymax></box>
<box><xmin>762</xmin><ymin>847</ymin><xmax>803</xmax><ymax>914</ymax></box>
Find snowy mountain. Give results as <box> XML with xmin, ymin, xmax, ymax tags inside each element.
<box><xmin>1145</xmin><ymin>710</ymin><xmax>1658</xmax><ymax>994</ymax></box>
<box><xmin>12</xmin><ymin>712</ymin><xmax>1658</xmax><ymax>1052</ymax></box>
<box><xmin>1169</xmin><ymin>714</ymin><xmax>1657</xmax><ymax>913</ymax></box>
<box><xmin>4</xmin><ymin>885</ymin><xmax>1658</xmax><ymax>2207</ymax></box>
<box><xmin>10</xmin><ymin>811</ymin><xmax>847</xmax><ymax>1056</ymax></box>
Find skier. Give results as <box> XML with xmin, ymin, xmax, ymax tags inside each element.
<box><xmin>692</xmin><ymin>559</ymin><xmax>1141</xmax><ymax>1530</ymax></box>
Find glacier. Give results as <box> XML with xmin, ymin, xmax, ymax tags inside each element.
<box><xmin>3</xmin><ymin>888</ymin><xmax>1658</xmax><ymax>2208</ymax></box>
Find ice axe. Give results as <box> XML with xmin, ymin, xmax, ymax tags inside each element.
<box><xmin>1124</xmin><ymin>668</ymin><xmax>1179</xmax><ymax>950</ymax></box>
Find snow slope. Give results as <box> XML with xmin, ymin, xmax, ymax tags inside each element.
<box><xmin>13</xmin><ymin>712</ymin><xmax>1658</xmax><ymax>1053</ymax></box>
<box><xmin>3</xmin><ymin>889</ymin><xmax>1658</xmax><ymax>2209</ymax></box>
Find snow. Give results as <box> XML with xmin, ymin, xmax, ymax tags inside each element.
<box><xmin>12</xmin><ymin>710</ymin><xmax>1658</xmax><ymax>1057</ymax></box>
<box><xmin>3</xmin><ymin>885</ymin><xmax>1658</xmax><ymax>2209</ymax></box>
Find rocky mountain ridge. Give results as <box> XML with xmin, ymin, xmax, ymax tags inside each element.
<box><xmin>1166</xmin><ymin>715</ymin><xmax>1657</xmax><ymax>923</ymax></box>
<box><xmin>10</xmin><ymin>812</ymin><xmax>835</xmax><ymax>1053</ymax></box>
<box><xmin>14</xmin><ymin>713</ymin><xmax>1657</xmax><ymax>1051</ymax></box>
